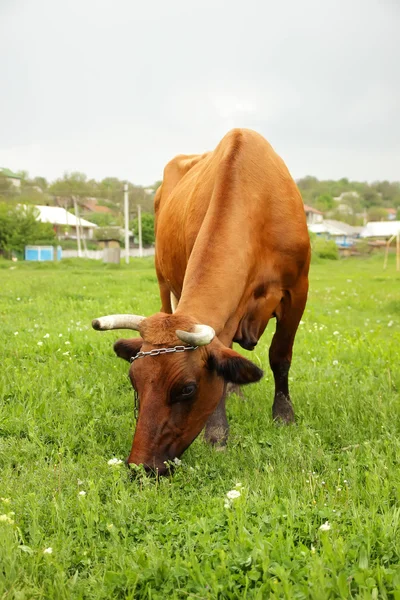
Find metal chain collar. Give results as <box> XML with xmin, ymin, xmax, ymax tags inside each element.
<box><xmin>130</xmin><ymin>344</ymin><xmax>198</xmax><ymax>422</ymax></box>
<box><xmin>130</xmin><ymin>345</ymin><xmax>198</xmax><ymax>363</ymax></box>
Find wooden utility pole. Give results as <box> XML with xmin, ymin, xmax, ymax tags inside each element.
<box><xmin>73</xmin><ymin>196</ymin><xmax>82</xmax><ymax>258</ymax></box>
<box><xmin>137</xmin><ymin>204</ymin><xmax>143</xmax><ymax>257</ymax></box>
<box><xmin>124</xmin><ymin>183</ymin><xmax>129</xmax><ymax>264</ymax></box>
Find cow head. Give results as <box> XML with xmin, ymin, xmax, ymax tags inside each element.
<box><xmin>92</xmin><ymin>312</ymin><xmax>263</xmax><ymax>474</ymax></box>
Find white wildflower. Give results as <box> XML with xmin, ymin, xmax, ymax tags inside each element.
<box><xmin>78</xmin><ymin>490</ymin><xmax>86</xmax><ymax>496</ymax></box>
<box><xmin>65</xmin><ymin>341</ymin><xmax>71</xmax><ymax>345</ymax></box>
<box><xmin>62</xmin><ymin>351</ymin><xmax>70</xmax><ymax>356</ymax></box>
<box><xmin>16</xmin><ymin>297</ymin><xmax>20</xmax><ymax>301</ymax></box>
<box><xmin>319</xmin><ymin>521</ymin><xmax>331</xmax><ymax>532</ymax></box>
<box><xmin>311</xmin><ymin>544</ymin><xmax>316</xmax><ymax>553</ymax></box>
<box><xmin>338</xmin><ymin>468</ymin><xmax>342</xmax><ymax>472</ymax></box>
<box><xmin>333</xmin><ymin>331</ymin><xmax>339</xmax><ymax>336</ymax></box>
<box><xmin>0</xmin><ymin>514</ymin><xmax>14</xmax><ymax>524</ymax></box>
<box><xmin>388</xmin><ymin>321</ymin><xmax>393</xmax><ymax>327</ymax></box>
<box><xmin>332</xmin><ymin>360</ymin><xmax>339</xmax><ymax>366</ymax></box>
<box><xmin>106</xmin><ymin>523</ymin><xmax>115</xmax><ymax>531</ymax></box>
<box><xmin>224</xmin><ymin>501</ymin><xmax>231</xmax><ymax>509</ymax></box>
<box><xmin>14</xmin><ymin>332</ymin><xmax>19</xmax><ymax>336</ymax></box>
<box><xmin>0</xmin><ymin>498</ymin><xmax>11</xmax><ymax>504</ymax></box>
<box><xmin>77</xmin><ymin>479</ymin><xmax>83</xmax><ymax>486</ymax></box>
<box><xmin>59</xmin><ymin>333</ymin><xmax>63</xmax><ymax>337</ymax></box>
<box><xmin>43</xmin><ymin>547</ymin><xmax>53</xmax><ymax>554</ymax></box>
<box><xmin>235</xmin><ymin>482</ymin><xmax>243</xmax><ymax>488</ymax></box>
<box><xmin>173</xmin><ymin>457</ymin><xmax>182</xmax><ymax>466</ymax></box>
<box><xmin>226</xmin><ymin>489</ymin><xmax>241</xmax><ymax>500</ymax></box>
<box><xmin>43</xmin><ymin>333</ymin><xmax>50</xmax><ymax>338</ymax></box>
<box><xmin>108</xmin><ymin>458</ymin><xmax>123</xmax><ymax>466</ymax></box>
<box><xmin>37</xmin><ymin>341</ymin><xmax>43</xmax><ymax>346</ymax></box>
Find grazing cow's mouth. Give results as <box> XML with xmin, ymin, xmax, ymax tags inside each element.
<box><xmin>125</xmin><ymin>457</ymin><xmax>175</xmax><ymax>477</ymax></box>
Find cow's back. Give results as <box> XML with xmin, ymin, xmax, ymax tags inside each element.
<box><xmin>155</xmin><ymin>129</ymin><xmax>308</xmax><ymax>300</ymax></box>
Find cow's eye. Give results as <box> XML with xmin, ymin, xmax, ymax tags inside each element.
<box><xmin>170</xmin><ymin>382</ymin><xmax>197</xmax><ymax>404</ymax></box>
<box><xmin>181</xmin><ymin>383</ymin><xmax>197</xmax><ymax>398</ymax></box>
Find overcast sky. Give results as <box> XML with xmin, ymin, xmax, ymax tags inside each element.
<box><xmin>1</xmin><ymin>0</ymin><xmax>399</xmax><ymax>185</ymax></box>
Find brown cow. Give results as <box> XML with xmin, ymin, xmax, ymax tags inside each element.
<box><xmin>93</xmin><ymin>129</ymin><xmax>310</xmax><ymax>474</ymax></box>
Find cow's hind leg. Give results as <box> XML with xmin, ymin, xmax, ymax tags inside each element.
<box><xmin>204</xmin><ymin>388</ymin><xmax>229</xmax><ymax>448</ymax></box>
<box><xmin>269</xmin><ymin>282</ymin><xmax>308</xmax><ymax>424</ymax></box>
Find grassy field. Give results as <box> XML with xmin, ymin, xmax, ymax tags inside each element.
<box><xmin>1</xmin><ymin>255</ymin><xmax>400</xmax><ymax>599</ymax></box>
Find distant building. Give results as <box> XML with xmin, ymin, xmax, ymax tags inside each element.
<box><xmin>0</xmin><ymin>167</ymin><xmax>22</xmax><ymax>188</ymax></box>
<box><xmin>304</xmin><ymin>204</ymin><xmax>323</xmax><ymax>225</ymax></box>
<box><xmin>360</xmin><ymin>221</ymin><xmax>400</xmax><ymax>239</ymax></box>
<box><xmin>333</xmin><ymin>191</ymin><xmax>360</xmax><ymax>202</ymax></box>
<box><xmin>81</xmin><ymin>197</ymin><xmax>113</xmax><ymax>214</ymax></box>
<box><xmin>309</xmin><ymin>219</ymin><xmax>362</xmax><ymax>247</ymax></box>
<box><xmin>34</xmin><ymin>205</ymin><xmax>98</xmax><ymax>239</ymax></box>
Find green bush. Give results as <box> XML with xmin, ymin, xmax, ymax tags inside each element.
<box><xmin>130</xmin><ymin>212</ymin><xmax>155</xmax><ymax>246</ymax></box>
<box><xmin>58</xmin><ymin>238</ymin><xmax>99</xmax><ymax>250</ymax></box>
<box><xmin>0</xmin><ymin>202</ymin><xmax>56</xmax><ymax>258</ymax></box>
<box><xmin>312</xmin><ymin>237</ymin><xmax>339</xmax><ymax>260</ymax></box>
<box><xmin>353</xmin><ymin>239</ymin><xmax>372</xmax><ymax>255</ymax></box>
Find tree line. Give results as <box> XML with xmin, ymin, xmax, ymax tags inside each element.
<box><xmin>297</xmin><ymin>177</ymin><xmax>400</xmax><ymax>224</ymax></box>
<box><xmin>1</xmin><ymin>169</ymin><xmax>400</xmax><ymax>258</ymax></box>
<box><xmin>0</xmin><ymin>171</ymin><xmax>161</xmax><ymax>252</ymax></box>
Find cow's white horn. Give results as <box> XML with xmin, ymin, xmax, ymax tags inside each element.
<box><xmin>175</xmin><ymin>324</ymin><xmax>215</xmax><ymax>346</ymax></box>
<box><xmin>92</xmin><ymin>314</ymin><xmax>145</xmax><ymax>331</ymax></box>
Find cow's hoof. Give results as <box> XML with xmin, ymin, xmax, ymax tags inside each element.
<box><xmin>204</xmin><ymin>426</ymin><xmax>228</xmax><ymax>448</ymax></box>
<box><xmin>272</xmin><ymin>393</ymin><xmax>295</xmax><ymax>424</ymax></box>
<box><xmin>214</xmin><ymin>444</ymin><xmax>227</xmax><ymax>452</ymax></box>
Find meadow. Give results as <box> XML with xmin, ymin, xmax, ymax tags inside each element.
<box><xmin>1</xmin><ymin>255</ymin><xmax>400</xmax><ymax>599</ymax></box>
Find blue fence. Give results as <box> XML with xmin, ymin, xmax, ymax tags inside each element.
<box><xmin>25</xmin><ymin>246</ymin><xmax>62</xmax><ymax>261</ymax></box>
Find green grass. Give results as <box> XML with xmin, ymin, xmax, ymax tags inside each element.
<box><xmin>1</xmin><ymin>255</ymin><xmax>400</xmax><ymax>599</ymax></box>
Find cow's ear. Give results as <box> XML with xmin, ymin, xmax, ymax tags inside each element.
<box><xmin>208</xmin><ymin>346</ymin><xmax>263</xmax><ymax>385</ymax></box>
<box><xmin>113</xmin><ymin>337</ymin><xmax>143</xmax><ymax>362</ymax></box>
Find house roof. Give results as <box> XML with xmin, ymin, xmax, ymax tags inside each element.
<box><xmin>0</xmin><ymin>167</ymin><xmax>22</xmax><ymax>179</ymax></box>
<box><xmin>34</xmin><ymin>205</ymin><xmax>98</xmax><ymax>228</ymax></box>
<box><xmin>360</xmin><ymin>221</ymin><xmax>400</xmax><ymax>238</ymax></box>
<box><xmin>82</xmin><ymin>199</ymin><xmax>113</xmax><ymax>214</ymax></box>
<box><xmin>308</xmin><ymin>219</ymin><xmax>361</xmax><ymax>236</ymax></box>
<box><xmin>324</xmin><ymin>220</ymin><xmax>363</xmax><ymax>235</ymax></box>
<box><xmin>303</xmin><ymin>204</ymin><xmax>323</xmax><ymax>214</ymax></box>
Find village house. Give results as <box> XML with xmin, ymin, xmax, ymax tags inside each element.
<box><xmin>34</xmin><ymin>205</ymin><xmax>98</xmax><ymax>239</ymax></box>
<box><xmin>0</xmin><ymin>167</ymin><xmax>22</xmax><ymax>188</ymax></box>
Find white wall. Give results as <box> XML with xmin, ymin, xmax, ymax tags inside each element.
<box><xmin>62</xmin><ymin>248</ymin><xmax>155</xmax><ymax>259</ymax></box>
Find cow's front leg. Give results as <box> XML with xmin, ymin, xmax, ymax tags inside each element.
<box><xmin>204</xmin><ymin>389</ymin><xmax>229</xmax><ymax>448</ymax></box>
<box><xmin>226</xmin><ymin>382</ymin><xmax>245</xmax><ymax>399</ymax></box>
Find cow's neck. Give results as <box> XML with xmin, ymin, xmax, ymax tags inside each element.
<box><xmin>175</xmin><ymin>202</ymin><xmax>252</xmax><ymax>337</ymax></box>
